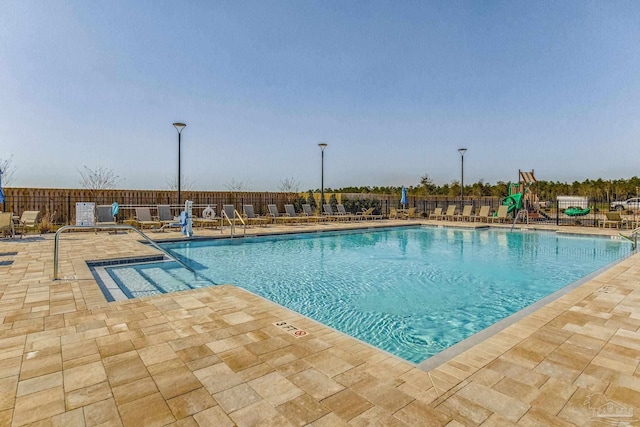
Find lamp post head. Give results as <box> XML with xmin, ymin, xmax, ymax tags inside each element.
<box><xmin>318</xmin><ymin>142</ymin><xmax>327</xmax><ymax>151</ymax></box>
<box><xmin>173</xmin><ymin>122</ymin><xmax>186</xmax><ymax>134</ymax></box>
<box><xmin>458</xmin><ymin>148</ymin><xmax>467</xmax><ymax>156</ymax></box>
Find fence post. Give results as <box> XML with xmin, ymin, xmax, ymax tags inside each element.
<box><xmin>556</xmin><ymin>199</ymin><xmax>559</xmax><ymax>226</ymax></box>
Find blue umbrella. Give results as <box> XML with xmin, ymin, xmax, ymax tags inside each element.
<box><xmin>111</xmin><ymin>202</ymin><xmax>119</xmax><ymax>217</ymax></box>
<box><xmin>0</xmin><ymin>170</ymin><xmax>5</xmax><ymax>204</ymax></box>
<box><xmin>400</xmin><ymin>186</ymin><xmax>407</xmax><ymax>209</ymax></box>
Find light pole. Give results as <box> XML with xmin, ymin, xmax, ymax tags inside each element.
<box><xmin>318</xmin><ymin>143</ymin><xmax>327</xmax><ymax>209</ymax></box>
<box><xmin>458</xmin><ymin>148</ymin><xmax>467</xmax><ymax>207</ymax></box>
<box><xmin>173</xmin><ymin>122</ymin><xmax>186</xmax><ymax>206</ymax></box>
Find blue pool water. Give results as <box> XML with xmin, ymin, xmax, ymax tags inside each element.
<box><xmin>106</xmin><ymin>227</ymin><xmax>631</xmax><ymax>363</ymax></box>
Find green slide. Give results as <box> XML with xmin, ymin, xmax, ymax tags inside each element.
<box><xmin>502</xmin><ymin>193</ymin><xmax>523</xmax><ymax>214</ymax></box>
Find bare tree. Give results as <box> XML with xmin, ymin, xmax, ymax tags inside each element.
<box><xmin>0</xmin><ymin>155</ymin><xmax>17</xmax><ymax>186</ymax></box>
<box><xmin>225</xmin><ymin>178</ymin><xmax>252</xmax><ymax>192</ymax></box>
<box><xmin>165</xmin><ymin>175</ymin><xmax>195</xmax><ymax>192</ymax></box>
<box><xmin>278</xmin><ymin>177</ymin><xmax>300</xmax><ymax>193</ymax></box>
<box><xmin>78</xmin><ymin>166</ymin><xmax>122</xmax><ymax>192</ymax></box>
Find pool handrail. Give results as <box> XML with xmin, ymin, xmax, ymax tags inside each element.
<box><xmin>53</xmin><ymin>224</ymin><xmax>195</xmax><ymax>280</ymax></box>
<box><xmin>221</xmin><ymin>207</ymin><xmax>246</xmax><ymax>238</ymax></box>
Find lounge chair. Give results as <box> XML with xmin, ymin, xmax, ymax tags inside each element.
<box><xmin>0</xmin><ymin>212</ymin><xmax>14</xmax><ymax>237</ymax></box>
<box><xmin>599</xmin><ymin>211</ymin><xmax>626</xmax><ymax>229</ymax></box>
<box><xmin>489</xmin><ymin>205</ymin><xmax>509</xmax><ymax>223</ymax></box>
<box><xmin>222</xmin><ymin>205</ymin><xmax>245</xmax><ymax>225</ymax></box>
<box><xmin>428</xmin><ymin>207</ymin><xmax>443</xmax><ymax>220</ymax></box>
<box><xmin>16</xmin><ymin>211</ymin><xmax>40</xmax><ymax>237</ymax></box>
<box><xmin>472</xmin><ymin>206</ymin><xmax>491</xmax><ymax>222</ymax></box>
<box><xmin>389</xmin><ymin>207</ymin><xmax>406</xmax><ymax>219</ymax></box>
<box><xmin>134</xmin><ymin>207</ymin><xmax>161</xmax><ymax>229</ymax></box>
<box><xmin>457</xmin><ymin>205</ymin><xmax>473</xmax><ymax>222</ymax></box>
<box><xmin>405</xmin><ymin>207</ymin><xmax>418</xmax><ymax>219</ymax></box>
<box><xmin>302</xmin><ymin>204</ymin><xmax>325</xmax><ymax>222</ymax></box>
<box><xmin>322</xmin><ymin>204</ymin><xmax>343</xmax><ymax>221</ymax></box>
<box><xmin>356</xmin><ymin>207</ymin><xmax>382</xmax><ymax>220</ymax></box>
<box><xmin>285</xmin><ymin>204</ymin><xmax>307</xmax><ymax>224</ymax></box>
<box><xmin>157</xmin><ymin>205</ymin><xmax>177</xmax><ymax>225</ymax></box>
<box><xmin>243</xmin><ymin>205</ymin><xmax>268</xmax><ymax>227</ymax></box>
<box><xmin>268</xmin><ymin>204</ymin><xmax>294</xmax><ymax>224</ymax></box>
<box><xmin>336</xmin><ymin>204</ymin><xmax>356</xmax><ymax>220</ymax></box>
<box><xmin>96</xmin><ymin>205</ymin><xmax>117</xmax><ymax>225</ymax></box>
<box><xmin>443</xmin><ymin>205</ymin><xmax>457</xmax><ymax>221</ymax></box>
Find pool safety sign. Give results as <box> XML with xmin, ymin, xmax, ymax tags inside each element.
<box><xmin>273</xmin><ymin>321</ymin><xmax>308</xmax><ymax>338</ymax></box>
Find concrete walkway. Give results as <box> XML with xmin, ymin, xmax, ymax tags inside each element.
<box><xmin>1</xmin><ymin>220</ymin><xmax>639</xmax><ymax>426</ymax></box>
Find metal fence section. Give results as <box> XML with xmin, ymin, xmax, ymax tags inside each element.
<box><xmin>2</xmin><ymin>187</ymin><xmax>637</xmax><ymax>229</ymax></box>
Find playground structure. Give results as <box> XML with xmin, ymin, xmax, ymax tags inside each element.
<box><xmin>499</xmin><ymin>170</ymin><xmax>546</xmax><ymax>224</ymax></box>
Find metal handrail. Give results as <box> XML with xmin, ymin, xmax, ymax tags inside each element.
<box><xmin>221</xmin><ymin>209</ymin><xmax>246</xmax><ymax>238</ymax></box>
<box><xmin>619</xmin><ymin>227</ymin><xmax>640</xmax><ymax>250</ymax></box>
<box><xmin>53</xmin><ymin>224</ymin><xmax>195</xmax><ymax>280</ymax></box>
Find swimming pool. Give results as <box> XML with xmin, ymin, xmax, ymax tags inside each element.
<box><xmin>105</xmin><ymin>226</ymin><xmax>631</xmax><ymax>363</ymax></box>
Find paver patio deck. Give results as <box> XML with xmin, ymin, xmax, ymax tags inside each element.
<box><xmin>1</xmin><ymin>219</ymin><xmax>639</xmax><ymax>426</ymax></box>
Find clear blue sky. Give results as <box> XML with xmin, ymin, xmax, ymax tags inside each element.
<box><xmin>1</xmin><ymin>1</ymin><xmax>639</xmax><ymax>191</ymax></box>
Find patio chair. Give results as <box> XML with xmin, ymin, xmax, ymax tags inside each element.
<box><xmin>134</xmin><ymin>207</ymin><xmax>161</xmax><ymax>229</ymax></box>
<box><xmin>285</xmin><ymin>204</ymin><xmax>307</xmax><ymax>224</ymax></box>
<box><xmin>243</xmin><ymin>205</ymin><xmax>268</xmax><ymax>227</ymax></box>
<box><xmin>488</xmin><ymin>205</ymin><xmax>509</xmax><ymax>223</ymax></box>
<box><xmin>389</xmin><ymin>207</ymin><xmax>408</xmax><ymax>219</ymax></box>
<box><xmin>96</xmin><ymin>205</ymin><xmax>117</xmax><ymax>226</ymax></box>
<box><xmin>268</xmin><ymin>204</ymin><xmax>294</xmax><ymax>224</ymax></box>
<box><xmin>0</xmin><ymin>212</ymin><xmax>14</xmax><ymax>238</ymax></box>
<box><xmin>599</xmin><ymin>211</ymin><xmax>626</xmax><ymax>229</ymax></box>
<box><xmin>443</xmin><ymin>205</ymin><xmax>457</xmax><ymax>221</ymax></box>
<box><xmin>356</xmin><ymin>207</ymin><xmax>382</xmax><ymax>220</ymax></box>
<box><xmin>157</xmin><ymin>205</ymin><xmax>177</xmax><ymax>225</ymax></box>
<box><xmin>322</xmin><ymin>204</ymin><xmax>343</xmax><ymax>221</ymax></box>
<box><xmin>428</xmin><ymin>207</ymin><xmax>443</xmax><ymax>220</ymax></box>
<box><xmin>336</xmin><ymin>204</ymin><xmax>357</xmax><ymax>220</ymax></box>
<box><xmin>405</xmin><ymin>207</ymin><xmax>418</xmax><ymax>219</ymax></box>
<box><xmin>457</xmin><ymin>205</ymin><xmax>473</xmax><ymax>222</ymax></box>
<box><xmin>472</xmin><ymin>206</ymin><xmax>491</xmax><ymax>222</ymax></box>
<box><xmin>16</xmin><ymin>211</ymin><xmax>40</xmax><ymax>237</ymax></box>
<box><xmin>302</xmin><ymin>204</ymin><xmax>325</xmax><ymax>222</ymax></box>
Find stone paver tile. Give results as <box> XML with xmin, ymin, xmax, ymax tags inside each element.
<box><xmin>492</xmin><ymin>376</ymin><xmax>540</xmax><ymax>404</ymax></box>
<box><xmin>19</xmin><ymin>351</ymin><xmax>62</xmax><ymax>381</ymax></box>
<box><xmin>83</xmin><ymin>397</ymin><xmax>123</xmax><ymax>426</ymax></box>
<box><xmin>288</xmin><ymin>368</ymin><xmax>344</xmax><ymax>400</ymax></box>
<box><xmin>435</xmin><ymin>393</ymin><xmax>492</xmax><ymax>425</ymax></box>
<box><xmin>0</xmin><ymin>375</ymin><xmax>18</xmax><ymax>411</ymax></box>
<box><xmin>12</xmin><ymin>386</ymin><xmax>65</xmax><ymax>426</ymax></box>
<box><xmin>98</xmin><ymin>340</ymin><xmax>135</xmax><ymax>358</ymax></box>
<box><xmin>248</xmin><ymin>371</ymin><xmax>304</xmax><ymax>407</ymax></box>
<box><xmin>304</xmin><ymin>350</ymin><xmax>354</xmax><ymax>377</ymax></box>
<box><xmin>320</xmin><ymin>388</ymin><xmax>373</xmax><ymax>421</ymax></box>
<box><xmin>351</xmin><ymin>377</ymin><xmax>414</xmax><ymax>413</ymax></box>
<box><xmin>206</xmin><ymin>335</ymin><xmax>253</xmax><ymax>354</ymax></box>
<box><xmin>245</xmin><ymin>336</ymin><xmax>291</xmax><ymax>356</ymax></box>
<box><xmin>63</xmin><ymin>360</ymin><xmax>107</xmax><ymax>392</ymax></box>
<box><xmin>15</xmin><ymin>371</ymin><xmax>61</xmax><ymax>397</ymax></box>
<box><xmin>530</xmin><ymin>377</ymin><xmax>578</xmax><ymax>416</ymax></box>
<box><xmin>229</xmin><ymin>399</ymin><xmax>294</xmax><ymax>427</ymax></box>
<box><xmin>0</xmin><ymin>356</ymin><xmax>22</xmax><ymax>379</ymax></box>
<box><xmin>394</xmin><ymin>400</ymin><xmax>451</xmax><ymax>427</ymax></box>
<box><xmin>517</xmin><ymin>407</ymin><xmax>577</xmax><ymax>427</ymax></box>
<box><xmin>192</xmin><ymin>405</ymin><xmax>235</xmax><ymax>427</ymax></box>
<box><xmin>112</xmin><ymin>376</ymin><xmax>158</xmax><ymax>405</ymax></box>
<box><xmin>350</xmin><ymin>406</ymin><xmax>409</xmax><ymax>427</ymax></box>
<box><xmin>104</xmin><ymin>353</ymin><xmax>149</xmax><ymax>387</ymax></box>
<box><xmin>194</xmin><ymin>363</ymin><xmax>243</xmax><ymax>395</ymax></box>
<box><xmin>176</xmin><ymin>344</ymin><xmax>214</xmax><ymax>363</ymax></box>
<box><xmin>221</xmin><ymin>311</ymin><xmax>255</xmax><ymax>325</ymax></box>
<box><xmin>276</xmin><ymin>393</ymin><xmax>329</xmax><ymax>426</ymax></box>
<box><xmin>456</xmin><ymin>381</ymin><xmax>529</xmax><ymax>422</ymax></box>
<box><xmin>219</xmin><ymin>346</ymin><xmax>262</xmax><ymax>372</ymax></box>
<box><xmin>213</xmin><ymin>383</ymin><xmax>262</xmax><ymax>413</ymax></box>
<box><xmin>167</xmin><ymin>387</ymin><xmax>216</xmax><ymax>419</ymax></box>
<box><xmin>119</xmin><ymin>392</ymin><xmax>176</xmax><ymax>427</ymax></box>
<box><xmin>152</xmin><ymin>365</ymin><xmax>202</xmax><ymax>400</ymax></box>
<box><xmin>238</xmin><ymin>362</ymin><xmax>276</xmax><ymax>382</ymax></box>
<box><xmin>138</xmin><ymin>342</ymin><xmax>179</xmax><ymax>366</ymax></box>
<box><xmin>65</xmin><ymin>380</ymin><xmax>113</xmax><ymax>410</ymax></box>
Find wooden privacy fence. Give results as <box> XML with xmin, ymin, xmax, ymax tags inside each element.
<box><xmin>2</xmin><ymin>187</ymin><xmax>504</xmax><ymax>224</ymax></box>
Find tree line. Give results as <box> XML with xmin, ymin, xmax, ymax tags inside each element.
<box><xmin>318</xmin><ymin>175</ymin><xmax>640</xmax><ymax>202</ymax></box>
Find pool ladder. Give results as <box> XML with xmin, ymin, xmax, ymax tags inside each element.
<box><xmin>510</xmin><ymin>209</ymin><xmax>528</xmax><ymax>231</ymax></box>
<box><xmin>53</xmin><ymin>224</ymin><xmax>195</xmax><ymax>280</ymax></box>
<box><xmin>619</xmin><ymin>227</ymin><xmax>640</xmax><ymax>250</ymax></box>
<box><xmin>221</xmin><ymin>208</ymin><xmax>246</xmax><ymax>238</ymax></box>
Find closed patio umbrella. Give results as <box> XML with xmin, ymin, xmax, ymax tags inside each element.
<box><xmin>0</xmin><ymin>170</ymin><xmax>5</xmax><ymax>204</ymax></box>
<box><xmin>400</xmin><ymin>186</ymin><xmax>407</xmax><ymax>209</ymax></box>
